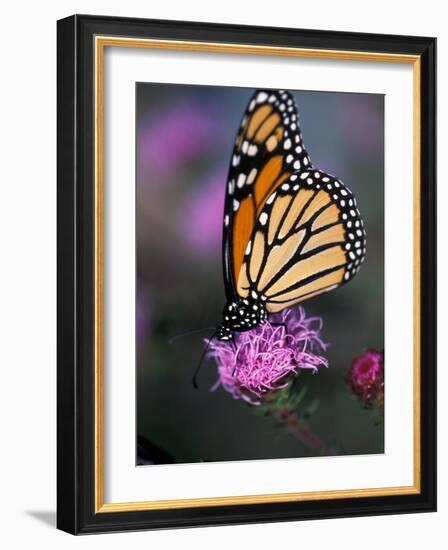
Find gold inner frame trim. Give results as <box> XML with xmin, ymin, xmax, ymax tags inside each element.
<box><xmin>94</xmin><ymin>35</ymin><xmax>422</xmax><ymax>513</ymax></box>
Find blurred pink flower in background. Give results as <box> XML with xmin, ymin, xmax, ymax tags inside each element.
<box><xmin>138</xmin><ymin>104</ymin><xmax>218</xmax><ymax>183</ymax></box>
<box><xmin>208</xmin><ymin>307</ymin><xmax>329</xmax><ymax>405</ymax></box>
<box><xmin>182</xmin><ymin>170</ymin><xmax>226</xmax><ymax>253</ymax></box>
<box><xmin>345</xmin><ymin>348</ymin><xmax>384</xmax><ymax>409</ymax></box>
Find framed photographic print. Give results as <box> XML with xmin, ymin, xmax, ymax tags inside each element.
<box><xmin>57</xmin><ymin>14</ymin><xmax>436</xmax><ymax>534</ymax></box>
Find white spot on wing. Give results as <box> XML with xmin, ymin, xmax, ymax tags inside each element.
<box><xmin>247</xmin><ymin>168</ymin><xmax>257</xmax><ymax>184</ymax></box>
<box><xmin>266</xmin><ymin>192</ymin><xmax>276</xmax><ymax>205</ymax></box>
<box><xmin>237</xmin><ymin>173</ymin><xmax>246</xmax><ymax>188</ymax></box>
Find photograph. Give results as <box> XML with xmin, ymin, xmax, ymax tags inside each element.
<box><xmin>136</xmin><ymin>84</ymin><xmax>385</xmax><ymax>466</ymax></box>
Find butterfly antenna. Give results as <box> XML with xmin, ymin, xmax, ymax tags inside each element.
<box><xmin>192</xmin><ymin>330</ymin><xmax>217</xmax><ymax>390</ymax></box>
<box><xmin>168</xmin><ymin>327</ymin><xmax>215</xmax><ymax>344</ymax></box>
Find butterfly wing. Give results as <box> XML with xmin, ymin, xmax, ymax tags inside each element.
<box><xmin>235</xmin><ymin>169</ymin><xmax>366</xmax><ymax>311</ymax></box>
<box><xmin>223</xmin><ymin>89</ymin><xmax>311</xmax><ymax>301</ymax></box>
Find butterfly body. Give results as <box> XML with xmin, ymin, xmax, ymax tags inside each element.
<box><xmin>217</xmin><ymin>296</ymin><xmax>268</xmax><ymax>341</ymax></box>
<box><xmin>216</xmin><ymin>89</ymin><xmax>366</xmax><ymax>342</ymax></box>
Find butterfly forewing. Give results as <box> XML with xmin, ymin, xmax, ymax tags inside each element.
<box><xmin>223</xmin><ymin>89</ymin><xmax>312</xmax><ymax>301</ymax></box>
<box><xmin>236</xmin><ymin>169</ymin><xmax>367</xmax><ymax>312</ymax></box>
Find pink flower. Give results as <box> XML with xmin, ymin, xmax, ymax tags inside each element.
<box><xmin>137</xmin><ymin>104</ymin><xmax>218</xmax><ymax>182</ymax></box>
<box><xmin>345</xmin><ymin>349</ymin><xmax>384</xmax><ymax>409</ymax></box>
<box><xmin>207</xmin><ymin>307</ymin><xmax>328</xmax><ymax>405</ymax></box>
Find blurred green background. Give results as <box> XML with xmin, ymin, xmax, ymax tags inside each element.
<box><xmin>136</xmin><ymin>83</ymin><xmax>384</xmax><ymax>465</ymax></box>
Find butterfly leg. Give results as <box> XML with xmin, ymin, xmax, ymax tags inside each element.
<box><xmin>192</xmin><ymin>330</ymin><xmax>218</xmax><ymax>389</ymax></box>
<box><xmin>231</xmin><ymin>334</ymin><xmax>240</xmax><ymax>376</ymax></box>
<box><xmin>270</xmin><ymin>322</ymin><xmax>287</xmax><ymax>332</ymax></box>
<box><xmin>230</xmin><ymin>333</ymin><xmax>237</xmax><ymax>351</ymax></box>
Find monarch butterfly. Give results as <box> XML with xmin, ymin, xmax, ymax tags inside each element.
<box><xmin>214</xmin><ymin>89</ymin><xmax>366</xmax><ymax>343</ymax></box>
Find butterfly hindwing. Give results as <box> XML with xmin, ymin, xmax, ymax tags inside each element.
<box><xmin>235</xmin><ymin>169</ymin><xmax>367</xmax><ymax>312</ymax></box>
<box><xmin>223</xmin><ymin>89</ymin><xmax>312</xmax><ymax>301</ymax></box>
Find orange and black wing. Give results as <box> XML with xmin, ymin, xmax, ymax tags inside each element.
<box><xmin>223</xmin><ymin>89</ymin><xmax>312</xmax><ymax>301</ymax></box>
<box><xmin>235</xmin><ymin>169</ymin><xmax>366</xmax><ymax>310</ymax></box>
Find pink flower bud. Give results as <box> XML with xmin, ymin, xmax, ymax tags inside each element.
<box><xmin>345</xmin><ymin>349</ymin><xmax>384</xmax><ymax>409</ymax></box>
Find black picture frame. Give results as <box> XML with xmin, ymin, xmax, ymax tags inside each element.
<box><xmin>57</xmin><ymin>14</ymin><xmax>436</xmax><ymax>534</ymax></box>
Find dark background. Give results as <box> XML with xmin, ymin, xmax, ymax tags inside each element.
<box><xmin>136</xmin><ymin>83</ymin><xmax>384</xmax><ymax>465</ymax></box>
